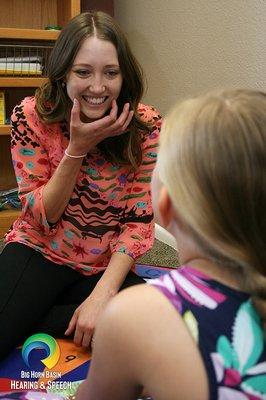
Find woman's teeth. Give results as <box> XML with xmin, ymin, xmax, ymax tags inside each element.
<box><xmin>83</xmin><ymin>96</ymin><xmax>106</xmax><ymax>105</ymax></box>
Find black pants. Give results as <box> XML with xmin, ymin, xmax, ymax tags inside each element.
<box><xmin>0</xmin><ymin>242</ymin><xmax>144</xmax><ymax>361</ymax></box>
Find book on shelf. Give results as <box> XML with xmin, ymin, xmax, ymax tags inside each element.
<box><xmin>0</xmin><ymin>91</ymin><xmax>6</xmax><ymax>124</ymax></box>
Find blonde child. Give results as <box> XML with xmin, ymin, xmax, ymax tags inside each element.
<box><xmin>76</xmin><ymin>89</ymin><xmax>266</xmax><ymax>399</ymax></box>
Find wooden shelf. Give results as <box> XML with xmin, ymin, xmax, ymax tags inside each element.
<box><xmin>0</xmin><ymin>125</ymin><xmax>11</xmax><ymax>135</ymax></box>
<box><xmin>0</xmin><ymin>77</ymin><xmax>47</xmax><ymax>87</ymax></box>
<box><xmin>0</xmin><ymin>27</ymin><xmax>59</xmax><ymax>41</ymax></box>
<box><xmin>0</xmin><ymin>209</ymin><xmax>21</xmax><ymax>238</ymax></box>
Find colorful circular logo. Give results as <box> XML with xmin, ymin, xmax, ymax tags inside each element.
<box><xmin>22</xmin><ymin>333</ymin><xmax>60</xmax><ymax>369</ymax></box>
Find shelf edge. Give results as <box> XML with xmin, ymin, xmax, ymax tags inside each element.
<box><xmin>0</xmin><ymin>27</ymin><xmax>59</xmax><ymax>40</ymax></box>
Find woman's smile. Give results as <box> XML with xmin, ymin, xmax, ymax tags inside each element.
<box><xmin>82</xmin><ymin>95</ymin><xmax>108</xmax><ymax>106</ymax></box>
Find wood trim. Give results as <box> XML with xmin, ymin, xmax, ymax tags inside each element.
<box><xmin>57</xmin><ymin>0</ymin><xmax>81</xmax><ymax>27</ymax></box>
<box><xmin>0</xmin><ymin>77</ymin><xmax>47</xmax><ymax>87</ymax></box>
<box><xmin>0</xmin><ymin>125</ymin><xmax>11</xmax><ymax>135</ymax></box>
<box><xmin>0</xmin><ymin>27</ymin><xmax>59</xmax><ymax>40</ymax></box>
<box><xmin>71</xmin><ymin>0</ymin><xmax>81</xmax><ymax>17</ymax></box>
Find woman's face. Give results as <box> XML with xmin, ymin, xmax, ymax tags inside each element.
<box><xmin>66</xmin><ymin>36</ymin><xmax>123</xmax><ymax>122</ymax></box>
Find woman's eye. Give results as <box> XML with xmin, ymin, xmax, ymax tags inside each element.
<box><xmin>106</xmin><ymin>70</ymin><xmax>120</xmax><ymax>78</ymax></box>
<box><xmin>74</xmin><ymin>69</ymin><xmax>91</xmax><ymax>77</ymax></box>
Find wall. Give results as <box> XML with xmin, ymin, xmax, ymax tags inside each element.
<box><xmin>114</xmin><ymin>0</ymin><xmax>266</xmax><ymax>115</ymax></box>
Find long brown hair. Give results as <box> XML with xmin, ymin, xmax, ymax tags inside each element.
<box><xmin>36</xmin><ymin>11</ymin><xmax>151</xmax><ymax>169</ymax></box>
<box><xmin>158</xmin><ymin>89</ymin><xmax>266</xmax><ymax>303</ymax></box>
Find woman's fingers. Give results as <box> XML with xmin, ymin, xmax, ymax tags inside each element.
<box><xmin>109</xmin><ymin>98</ymin><xmax>118</xmax><ymax>122</ymax></box>
<box><xmin>70</xmin><ymin>99</ymin><xmax>134</xmax><ymax>148</ymax></box>
<box><xmin>65</xmin><ymin>311</ymin><xmax>77</xmax><ymax>336</ymax></box>
<box><xmin>88</xmin><ymin>101</ymin><xmax>118</xmax><ymax>132</ymax></box>
<box><xmin>87</xmin><ymin>102</ymin><xmax>132</xmax><ymax>138</ymax></box>
<box><xmin>90</xmin><ymin>114</ymin><xmax>115</xmax><ymax>132</ymax></box>
<box><xmin>73</xmin><ymin>326</ymin><xmax>84</xmax><ymax>347</ymax></box>
<box><xmin>70</xmin><ymin>99</ymin><xmax>113</xmax><ymax>134</ymax></box>
<box><xmin>73</xmin><ymin>322</ymin><xmax>93</xmax><ymax>349</ymax></box>
<box><xmin>70</xmin><ymin>98</ymin><xmax>81</xmax><ymax>128</ymax></box>
<box><xmin>90</xmin><ymin>335</ymin><xmax>95</xmax><ymax>350</ymax></box>
<box><xmin>114</xmin><ymin>102</ymin><xmax>130</xmax><ymax>129</ymax></box>
<box><xmin>103</xmin><ymin>103</ymin><xmax>133</xmax><ymax>136</ymax></box>
<box><xmin>82</xmin><ymin>331</ymin><xmax>93</xmax><ymax>349</ymax></box>
<box><xmin>121</xmin><ymin>109</ymin><xmax>134</xmax><ymax>132</ymax></box>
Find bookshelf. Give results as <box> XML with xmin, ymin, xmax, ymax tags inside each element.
<box><xmin>0</xmin><ymin>0</ymin><xmax>114</xmax><ymax>238</ymax></box>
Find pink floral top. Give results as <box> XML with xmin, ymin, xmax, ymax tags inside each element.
<box><xmin>5</xmin><ymin>97</ymin><xmax>161</xmax><ymax>275</ymax></box>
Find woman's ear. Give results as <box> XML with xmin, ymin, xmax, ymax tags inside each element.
<box><xmin>158</xmin><ymin>186</ymin><xmax>175</xmax><ymax>229</ymax></box>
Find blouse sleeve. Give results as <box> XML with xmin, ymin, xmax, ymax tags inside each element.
<box><xmin>10</xmin><ymin>99</ymin><xmax>58</xmax><ymax>235</ymax></box>
<box><xmin>109</xmin><ymin>105</ymin><xmax>162</xmax><ymax>260</ymax></box>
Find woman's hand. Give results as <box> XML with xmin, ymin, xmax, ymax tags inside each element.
<box><xmin>65</xmin><ymin>253</ymin><xmax>134</xmax><ymax>350</ymax></box>
<box><xmin>64</xmin><ymin>287</ymin><xmax>114</xmax><ymax>349</ymax></box>
<box><xmin>66</xmin><ymin>98</ymin><xmax>134</xmax><ymax>156</ymax></box>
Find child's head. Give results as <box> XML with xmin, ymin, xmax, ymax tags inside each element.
<box><xmin>157</xmin><ymin>89</ymin><xmax>266</xmax><ymax>298</ymax></box>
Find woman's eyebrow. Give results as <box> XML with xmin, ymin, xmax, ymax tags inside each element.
<box><xmin>72</xmin><ymin>63</ymin><xmax>120</xmax><ymax>68</ymax></box>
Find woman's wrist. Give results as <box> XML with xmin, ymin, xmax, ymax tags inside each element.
<box><xmin>65</xmin><ymin>149</ymin><xmax>87</xmax><ymax>159</ymax></box>
<box><xmin>93</xmin><ymin>279</ymin><xmax>118</xmax><ymax>298</ymax></box>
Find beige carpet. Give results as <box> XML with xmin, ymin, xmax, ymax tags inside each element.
<box><xmin>0</xmin><ymin>238</ymin><xmax>179</xmax><ymax>267</ymax></box>
<box><xmin>138</xmin><ymin>238</ymin><xmax>179</xmax><ymax>267</ymax></box>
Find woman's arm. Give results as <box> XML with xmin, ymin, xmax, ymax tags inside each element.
<box><xmin>10</xmin><ymin>100</ymin><xmax>55</xmax><ymax>234</ymax></box>
<box><xmin>11</xmin><ymin>98</ymin><xmax>132</xmax><ymax>229</ymax></box>
<box><xmin>43</xmin><ymin>154</ymin><xmax>83</xmax><ymax>223</ymax></box>
<box><xmin>65</xmin><ymin>106</ymin><xmax>161</xmax><ymax>347</ymax></box>
<box><xmin>65</xmin><ymin>251</ymin><xmax>134</xmax><ymax>347</ymax></box>
<box><xmin>44</xmin><ymin>99</ymin><xmax>133</xmax><ymax>223</ymax></box>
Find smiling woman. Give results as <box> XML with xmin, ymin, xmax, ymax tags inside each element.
<box><xmin>36</xmin><ymin>11</ymin><xmax>150</xmax><ymax>168</ymax></box>
<box><xmin>0</xmin><ymin>11</ymin><xmax>162</xmax><ymax>361</ymax></box>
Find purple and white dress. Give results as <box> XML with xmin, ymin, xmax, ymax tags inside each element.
<box><xmin>148</xmin><ymin>265</ymin><xmax>266</xmax><ymax>400</ymax></box>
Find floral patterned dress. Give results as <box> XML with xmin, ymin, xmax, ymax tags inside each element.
<box><xmin>149</xmin><ymin>265</ymin><xmax>266</xmax><ymax>399</ymax></box>
<box><xmin>5</xmin><ymin>97</ymin><xmax>161</xmax><ymax>275</ymax></box>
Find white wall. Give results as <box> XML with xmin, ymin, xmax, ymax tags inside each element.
<box><xmin>114</xmin><ymin>0</ymin><xmax>266</xmax><ymax>115</ymax></box>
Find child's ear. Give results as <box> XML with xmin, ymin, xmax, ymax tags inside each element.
<box><xmin>158</xmin><ymin>186</ymin><xmax>175</xmax><ymax>229</ymax></box>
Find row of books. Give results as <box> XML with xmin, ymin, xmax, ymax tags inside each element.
<box><xmin>0</xmin><ymin>56</ymin><xmax>42</xmax><ymax>76</ymax></box>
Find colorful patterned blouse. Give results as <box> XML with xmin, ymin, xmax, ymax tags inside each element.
<box><xmin>149</xmin><ymin>265</ymin><xmax>266</xmax><ymax>399</ymax></box>
<box><xmin>5</xmin><ymin>97</ymin><xmax>161</xmax><ymax>275</ymax></box>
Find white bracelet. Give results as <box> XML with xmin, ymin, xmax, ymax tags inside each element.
<box><xmin>64</xmin><ymin>149</ymin><xmax>87</xmax><ymax>159</ymax></box>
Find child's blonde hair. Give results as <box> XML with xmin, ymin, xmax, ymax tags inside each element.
<box><xmin>158</xmin><ymin>89</ymin><xmax>266</xmax><ymax>303</ymax></box>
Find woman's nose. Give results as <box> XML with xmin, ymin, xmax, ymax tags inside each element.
<box><xmin>89</xmin><ymin>76</ymin><xmax>105</xmax><ymax>94</ymax></box>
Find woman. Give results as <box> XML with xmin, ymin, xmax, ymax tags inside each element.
<box><xmin>0</xmin><ymin>11</ymin><xmax>161</xmax><ymax>359</ymax></box>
